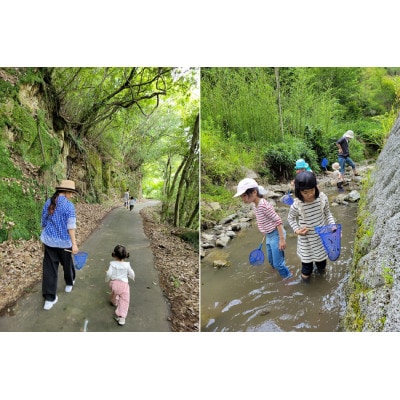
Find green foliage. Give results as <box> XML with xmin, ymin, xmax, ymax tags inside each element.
<box><xmin>0</xmin><ymin>142</ymin><xmax>21</xmax><ymax>178</ymax></box>
<box><xmin>382</xmin><ymin>266</ymin><xmax>394</xmax><ymax>287</ymax></box>
<box><xmin>0</xmin><ymin>78</ymin><xmax>17</xmax><ymax>103</ymax></box>
<box><xmin>9</xmin><ymin>104</ymin><xmax>61</xmax><ymax>168</ymax></box>
<box><xmin>174</xmin><ymin>229</ymin><xmax>199</xmax><ymax>251</ymax></box>
<box><xmin>201</xmin><ymin>178</ymin><xmax>236</xmax><ymax>205</ymax></box>
<box><xmin>0</xmin><ymin>179</ymin><xmax>43</xmax><ymax>241</ymax></box>
<box><xmin>261</xmin><ymin>136</ymin><xmax>318</xmax><ymax>181</ymax></box>
<box><xmin>360</xmin><ymin>68</ymin><xmax>397</xmax><ymax>116</ymax></box>
<box><xmin>0</xmin><ymin>67</ymin><xmax>200</xmax><ymax>243</ymax></box>
<box><xmin>201</xmin><ymin>67</ymin><xmax>279</xmax><ymax>143</ymax></box>
<box><xmin>201</xmin><ymin>119</ymin><xmax>260</xmax><ymax>185</ymax></box>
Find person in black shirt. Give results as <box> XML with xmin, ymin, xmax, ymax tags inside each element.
<box><xmin>336</xmin><ymin>130</ymin><xmax>359</xmax><ymax>180</ymax></box>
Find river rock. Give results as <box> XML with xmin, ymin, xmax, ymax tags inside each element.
<box><xmin>231</xmin><ymin>223</ymin><xmax>242</xmax><ymax>231</ymax></box>
<box><xmin>201</xmin><ymin>242</ymin><xmax>215</xmax><ymax>249</ymax></box>
<box><xmin>201</xmin><ymin>233</ymin><xmax>215</xmax><ymax>242</ymax></box>
<box><xmin>346</xmin><ymin>190</ymin><xmax>360</xmax><ymax>202</ymax></box>
<box><xmin>215</xmin><ymin>235</ymin><xmax>231</xmax><ymax>247</ymax></box>
<box><xmin>213</xmin><ymin>259</ymin><xmax>230</xmax><ymax>268</ymax></box>
<box><xmin>334</xmin><ymin>193</ymin><xmax>348</xmax><ymax>205</ymax></box>
<box><xmin>219</xmin><ymin>214</ymin><xmax>237</xmax><ymax>225</ymax></box>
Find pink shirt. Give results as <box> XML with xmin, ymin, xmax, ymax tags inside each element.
<box><xmin>253</xmin><ymin>198</ymin><xmax>282</xmax><ymax>234</ymax></box>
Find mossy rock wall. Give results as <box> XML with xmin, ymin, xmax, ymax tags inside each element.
<box><xmin>342</xmin><ymin>115</ymin><xmax>400</xmax><ymax>331</ymax></box>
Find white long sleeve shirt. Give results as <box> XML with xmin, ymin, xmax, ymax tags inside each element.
<box><xmin>105</xmin><ymin>261</ymin><xmax>135</xmax><ymax>283</ymax></box>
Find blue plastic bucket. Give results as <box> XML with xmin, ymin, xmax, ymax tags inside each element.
<box><xmin>74</xmin><ymin>252</ymin><xmax>88</xmax><ymax>270</ymax></box>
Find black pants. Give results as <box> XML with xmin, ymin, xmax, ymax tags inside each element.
<box><xmin>42</xmin><ymin>245</ymin><xmax>75</xmax><ymax>301</ymax></box>
<box><xmin>301</xmin><ymin>259</ymin><xmax>327</xmax><ymax>277</ymax></box>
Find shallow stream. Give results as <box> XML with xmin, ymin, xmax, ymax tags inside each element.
<box><xmin>200</xmin><ymin>190</ymin><xmax>358</xmax><ymax>332</ymax></box>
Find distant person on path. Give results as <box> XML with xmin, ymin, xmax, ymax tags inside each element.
<box><xmin>288</xmin><ymin>171</ymin><xmax>336</xmax><ymax>281</ymax></box>
<box><xmin>123</xmin><ymin>189</ymin><xmax>130</xmax><ymax>209</ymax></box>
<box><xmin>105</xmin><ymin>244</ymin><xmax>135</xmax><ymax>326</ymax></box>
<box><xmin>40</xmin><ymin>180</ymin><xmax>79</xmax><ymax>310</ymax></box>
<box><xmin>336</xmin><ymin>130</ymin><xmax>359</xmax><ymax>179</ymax></box>
<box><xmin>129</xmin><ymin>196</ymin><xmax>136</xmax><ymax>211</ymax></box>
<box><xmin>233</xmin><ymin>178</ymin><xmax>292</xmax><ymax>280</ymax></box>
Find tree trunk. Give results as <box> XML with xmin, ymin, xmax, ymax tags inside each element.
<box><xmin>173</xmin><ymin>113</ymin><xmax>199</xmax><ymax>227</ymax></box>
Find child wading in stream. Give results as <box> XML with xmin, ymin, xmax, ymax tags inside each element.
<box><xmin>105</xmin><ymin>244</ymin><xmax>135</xmax><ymax>326</ymax></box>
<box><xmin>288</xmin><ymin>171</ymin><xmax>336</xmax><ymax>281</ymax></box>
<box><xmin>233</xmin><ymin>178</ymin><xmax>292</xmax><ymax>280</ymax></box>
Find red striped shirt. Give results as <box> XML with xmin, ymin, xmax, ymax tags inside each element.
<box><xmin>253</xmin><ymin>198</ymin><xmax>282</xmax><ymax>234</ymax></box>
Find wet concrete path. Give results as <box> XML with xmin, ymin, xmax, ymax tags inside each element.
<box><xmin>0</xmin><ymin>200</ymin><xmax>171</xmax><ymax>332</ymax></box>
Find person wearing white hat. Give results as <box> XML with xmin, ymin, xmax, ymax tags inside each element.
<box><xmin>233</xmin><ymin>178</ymin><xmax>292</xmax><ymax>280</ymax></box>
<box><xmin>325</xmin><ymin>162</ymin><xmax>344</xmax><ymax>191</ymax></box>
<box><xmin>40</xmin><ymin>180</ymin><xmax>79</xmax><ymax>310</ymax></box>
<box><xmin>336</xmin><ymin>130</ymin><xmax>359</xmax><ymax>179</ymax></box>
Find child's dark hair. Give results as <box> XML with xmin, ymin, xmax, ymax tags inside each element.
<box><xmin>294</xmin><ymin>171</ymin><xmax>320</xmax><ymax>202</ymax></box>
<box><xmin>244</xmin><ymin>187</ymin><xmax>263</xmax><ymax>198</ymax></box>
<box><xmin>112</xmin><ymin>244</ymin><xmax>130</xmax><ymax>260</ymax></box>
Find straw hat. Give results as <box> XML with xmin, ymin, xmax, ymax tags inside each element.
<box><xmin>55</xmin><ymin>180</ymin><xmax>78</xmax><ymax>193</ymax></box>
<box><xmin>332</xmin><ymin>162</ymin><xmax>340</xmax><ymax>170</ymax></box>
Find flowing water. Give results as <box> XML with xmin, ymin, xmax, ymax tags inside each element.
<box><xmin>200</xmin><ymin>191</ymin><xmax>358</xmax><ymax>332</ymax></box>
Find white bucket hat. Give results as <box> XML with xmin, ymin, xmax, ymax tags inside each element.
<box><xmin>233</xmin><ymin>178</ymin><xmax>267</xmax><ymax>197</ymax></box>
<box><xmin>344</xmin><ymin>130</ymin><xmax>354</xmax><ymax>139</ymax></box>
<box><xmin>332</xmin><ymin>162</ymin><xmax>340</xmax><ymax>170</ymax></box>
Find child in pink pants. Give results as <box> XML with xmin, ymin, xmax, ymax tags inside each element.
<box><xmin>105</xmin><ymin>244</ymin><xmax>135</xmax><ymax>326</ymax></box>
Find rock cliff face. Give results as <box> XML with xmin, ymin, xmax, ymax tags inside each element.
<box><xmin>343</xmin><ymin>115</ymin><xmax>400</xmax><ymax>331</ymax></box>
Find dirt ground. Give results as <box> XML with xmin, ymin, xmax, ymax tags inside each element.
<box><xmin>0</xmin><ymin>200</ymin><xmax>199</xmax><ymax>332</ymax></box>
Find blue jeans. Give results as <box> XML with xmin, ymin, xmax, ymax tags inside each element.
<box><xmin>338</xmin><ymin>155</ymin><xmax>356</xmax><ymax>175</ymax></box>
<box><xmin>265</xmin><ymin>229</ymin><xmax>291</xmax><ymax>279</ymax></box>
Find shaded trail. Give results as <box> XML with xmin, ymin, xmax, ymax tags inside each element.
<box><xmin>0</xmin><ymin>200</ymin><xmax>171</xmax><ymax>332</ymax></box>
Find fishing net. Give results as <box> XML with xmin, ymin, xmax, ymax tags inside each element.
<box><xmin>249</xmin><ymin>237</ymin><xmax>265</xmax><ymax>266</ymax></box>
<box><xmin>315</xmin><ymin>224</ymin><xmax>341</xmax><ymax>261</ymax></box>
<box><xmin>74</xmin><ymin>252</ymin><xmax>88</xmax><ymax>270</ymax></box>
<box><xmin>282</xmin><ymin>193</ymin><xmax>294</xmax><ymax>206</ymax></box>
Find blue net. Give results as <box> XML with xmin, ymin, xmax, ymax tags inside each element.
<box><xmin>315</xmin><ymin>224</ymin><xmax>341</xmax><ymax>261</ymax></box>
<box><xmin>74</xmin><ymin>252</ymin><xmax>88</xmax><ymax>270</ymax></box>
<box><xmin>282</xmin><ymin>194</ymin><xmax>294</xmax><ymax>206</ymax></box>
<box><xmin>249</xmin><ymin>248</ymin><xmax>264</xmax><ymax>266</ymax></box>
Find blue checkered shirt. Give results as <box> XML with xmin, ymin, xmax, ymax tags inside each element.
<box><xmin>40</xmin><ymin>195</ymin><xmax>77</xmax><ymax>248</ymax></box>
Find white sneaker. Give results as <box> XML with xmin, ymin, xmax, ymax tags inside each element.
<box><xmin>114</xmin><ymin>316</ymin><xmax>125</xmax><ymax>325</ymax></box>
<box><xmin>65</xmin><ymin>280</ymin><xmax>75</xmax><ymax>293</ymax></box>
<box><xmin>43</xmin><ymin>295</ymin><xmax>58</xmax><ymax>310</ymax></box>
